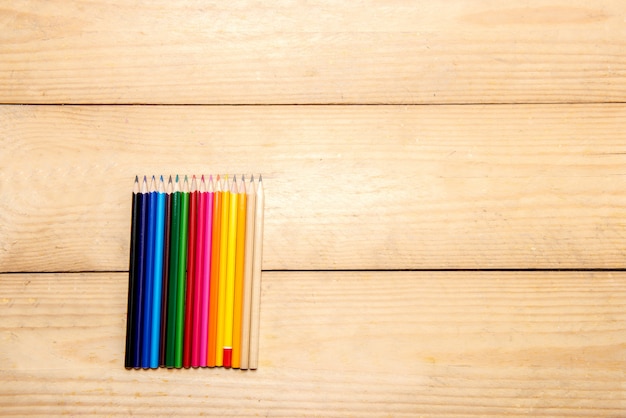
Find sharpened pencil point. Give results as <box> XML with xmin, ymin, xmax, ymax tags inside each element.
<box><xmin>160</xmin><ymin>175</ymin><xmax>163</xmax><ymax>182</ymax></box>
<box><xmin>175</xmin><ymin>174</ymin><xmax>179</xmax><ymax>182</ymax></box>
<box><xmin>250</xmin><ymin>174</ymin><xmax>254</xmax><ymax>182</ymax></box>
<box><xmin>135</xmin><ymin>175</ymin><xmax>139</xmax><ymax>183</ymax></box>
<box><xmin>168</xmin><ymin>175</ymin><xmax>172</xmax><ymax>184</ymax></box>
<box><xmin>259</xmin><ymin>174</ymin><xmax>262</xmax><ymax>182</ymax></box>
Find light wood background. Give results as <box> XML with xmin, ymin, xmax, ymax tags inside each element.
<box><xmin>1</xmin><ymin>1</ymin><xmax>625</xmax><ymax>416</ymax></box>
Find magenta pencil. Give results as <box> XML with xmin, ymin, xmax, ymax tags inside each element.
<box><xmin>192</xmin><ymin>176</ymin><xmax>206</xmax><ymax>367</ymax></box>
<box><xmin>199</xmin><ymin>177</ymin><xmax>214</xmax><ymax>366</ymax></box>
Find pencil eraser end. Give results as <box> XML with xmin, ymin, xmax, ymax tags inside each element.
<box><xmin>223</xmin><ymin>348</ymin><xmax>232</xmax><ymax>368</ymax></box>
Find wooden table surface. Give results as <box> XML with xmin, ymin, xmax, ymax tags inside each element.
<box><xmin>1</xmin><ymin>1</ymin><xmax>625</xmax><ymax>416</ymax></box>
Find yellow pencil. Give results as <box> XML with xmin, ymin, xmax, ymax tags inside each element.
<box><xmin>232</xmin><ymin>175</ymin><xmax>247</xmax><ymax>368</ymax></box>
<box><xmin>215</xmin><ymin>175</ymin><xmax>230</xmax><ymax>366</ymax></box>
<box><xmin>223</xmin><ymin>176</ymin><xmax>239</xmax><ymax>368</ymax></box>
<box><xmin>240</xmin><ymin>175</ymin><xmax>256</xmax><ymax>369</ymax></box>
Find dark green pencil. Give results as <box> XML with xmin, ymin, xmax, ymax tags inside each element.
<box><xmin>175</xmin><ymin>176</ymin><xmax>190</xmax><ymax>368</ymax></box>
<box><xmin>165</xmin><ymin>175</ymin><xmax>181</xmax><ymax>367</ymax></box>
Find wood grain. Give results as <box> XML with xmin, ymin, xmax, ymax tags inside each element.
<box><xmin>1</xmin><ymin>1</ymin><xmax>625</xmax><ymax>104</ymax></box>
<box><xmin>1</xmin><ymin>271</ymin><xmax>624</xmax><ymax>416</ymax></box>
<box><xmin>1</xmin><ymin>104</ymin><xmax>625</xmax><ymax>272</ymax></box>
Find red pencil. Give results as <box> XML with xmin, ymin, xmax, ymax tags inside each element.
<box><xmin>192</xmin><ymin>176</ymin><xmax>206</xmax><ymax>367</ymax></box>
<box><xmin>183</xmin><ymin>175</ymin><xmax>198</xmax><ymax>368</ymax></box>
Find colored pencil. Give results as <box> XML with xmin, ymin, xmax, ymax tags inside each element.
<box><xmin>216</xmin><ymin>176</ymin><xmax>230</xmax><ymax>366</ymax></box>
<box><xmin>249</xmin><ymin>175</ymin><xmax>264</xmax><ymax>369</ymax></box>
<box><xmin>192</xmin><ymin>176</ymin><xmax>206</xmax><ymax>367</ymax></box>
<box><xmin>200</xmin><ymin>177</ymin><xmax>214</xmax><ymax>367</ymax></box>
<box><xmin>124</xmin><ymin>176</ymin><xmax>140</xmax><ymax>369</ymax></box>
<box><xmin>207</xmin><ymin>176</ymin><xmax>222</xmax><ymax>367</ymax></box>
<box><xmin>232</xmin><ymin>175</ymin><xmax>247</xmax><ymax>368</ymax></box>
<box><xmin>150</xmin><ymin>176</ymin><xmax>166</xmax><ymax>368</ymax></box>
<box><xmin>175</xmin><ymin>176</ymin><xmax>190</xmax><ymax>368</ymax></box>
<box><xmin>240</xmin><ymin>175</ymin><xmax>256</xmax><ymax>369</ymax></box>
<box><xmin>125</xmin><ymin>173</ymin><xmax>264</xmax><ymax>370</ymax></box>
<box><xmin>223</xmin><ymin>176</ymin><xmax>239</xmax><ymax>368</ymax></box>
<box><xmin>159</xmin><ymin>176</ymin><xmax>172</xmax><ymax>367</ymax></box>
<box><xmin>165</xmin><ymin>176</ymin><xmax>181</xmax><ymax>367</ymax></box>
<box><xmin>141</xmin><ymin>176</ymin><xmax>157</xmax><ymax>368</ymax></box>
<box><xmin>133</xmin><ymin>177</ymin><xmax>149</xmax><ymax>368</ymax></box>
<box><xmin>183</xmin><ymin>176</ymin><xmax>198</xmax><ymax>368</ymax></box>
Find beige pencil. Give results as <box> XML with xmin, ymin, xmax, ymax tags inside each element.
<box><xmin>239</xmin><ymin>174</ymin><xmax>256</xmax><ymax>369</ymax></box>
<box><xmin>249</xmin><ymin>174</ymin><xmax>264</xmax><ymax>369</ymax></box>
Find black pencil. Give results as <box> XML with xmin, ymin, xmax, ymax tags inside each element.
<box><xmin>159</xmin><ymin>176</ymin><xmax>173</xmax><ymax>367</ymax></box>
<box><xmin>124</xmin><ymin>176</ymin><xmax>140</xmax><ymax>368</ymax></box>
<box><xmin>132</xmin><ymin>176</ymin><xmax>149</xmax><ymax>368</ymax></box>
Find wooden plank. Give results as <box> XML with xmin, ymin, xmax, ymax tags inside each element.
<box><xmin>2</xmin><ymin>104</ymin><xmax>626</xmax><ymax>271</ymax></box>
<box><xmin>1</xmin><ymin>1</ymin><xmax>625</xmax><ymax>104</ymax></box>
<box><xmin>1</xmin><ymin>271</ymin><xmax>624</xmax><ymax>416</ymax></box>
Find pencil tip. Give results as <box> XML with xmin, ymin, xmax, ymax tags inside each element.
<box><xmin>241</xmin><ymin>174</ymin><xmax>245</xmax><ymax>182</ymax></box>
<box><xmin>143</xmin><ymin>175</ymin><xmax>147</xmax><ymax>183</ymax></box>
<box><xmin>251</xmin><ymin>174</ymin><xmax>254</xmax><ymax>182</ymax></box>
<box><xmin>175</xmin><ymin>174</ymin><xmax>179</xmax><ymax>182</ymax></box>
<box><xmin>201</xmin><ymin>174</ymin><xmax>205</xmax><ymax>181</ymax></box>
<box><xmin>134</xmin><ymin>175</ymin><xmax>139</xmax><ymax>183</ymax></box>
<box><xmin>259</xmin><ymin>174</ymin><xmax>263</xmax><ymax>182</ymax></box>
<box><xmin>168</xmin><ymin>175</ymin><xmax>172</xmax><ymax>184</ymax></box>
<box><xmin>184</xmin><ymin>175</ymin><xmax>188</xmax><ymax>182</ymax></box>
<box><xmin>160</xmin><ymin>175</ymin><xmax>163</xmax><ymax>182</ymax></box>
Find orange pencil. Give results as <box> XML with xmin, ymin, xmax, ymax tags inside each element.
<box><xmin>231</xmin><ymin>175</ymin><xmax>247</xmax><ymax>368</ymax></box>
<box><xmin>207</xmin><ymin>176</ymin><xmax>221</xmax><ymax>367</ymax></box>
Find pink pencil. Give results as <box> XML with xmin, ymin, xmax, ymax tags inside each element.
<box><xmin>192</xmin><ymin>176</ymin><xmax>207</xmax><ymax>367</ymax></box>
<box><xmin>199</xmin><ymin>176</ymin><xmax>214</xmax><ymax>366</ymax></box>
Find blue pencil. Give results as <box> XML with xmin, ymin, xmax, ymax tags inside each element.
<box><xmin>150</xmin><ymin>176</ymin><xmax>166</xmax><ymax>368</ymax></box>
<box><xmin>142</xmin><ymin>176</ymin><xmax>157</xmax><ymax>368</ymax></box>
<box><xmin>132</xmin><ymin>176</ymin><xmax>148</xmax><ymax>368</ymax></box>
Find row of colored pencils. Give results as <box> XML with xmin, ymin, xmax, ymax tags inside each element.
<box><xmin>124</xmin><ymin>174</ymin><xmax>264</xmax><ymax>370</ymax></box>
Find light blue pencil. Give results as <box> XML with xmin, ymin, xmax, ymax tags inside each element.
<box><xmin>150</xmin><ymin>176</ymin><xmax>166</xmax><ymax>368</ymax></box>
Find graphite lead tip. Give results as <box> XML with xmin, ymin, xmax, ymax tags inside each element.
<box><xmin>175</xmin><ymin>174</ymin><xmax>179</xmax><ymax>183</ymax></box>
<box><xmin>250</xmin><ymin>174</ymin><xmax>254</xmax><ymax>182</ymax></box>
<box><xmin>160</xmin><ymin>175</ymin><xmax>164</xmax><ymax>182</ymax></box>
<box><xmin>133</xmin><ymin>176</ymin><xmax>140</xmax><ymax>193</ymax></box>
<box><xmin>141</xmin><ymin>176</ymin><xmax>148</xmax><ymax>193</ymax></box>
<box><xmin>259</xmin><ymin>174</ymin><xmax>263</xmax><ymax>182</ymax></box>
<box><xmin>231</xmin><ymin>176</ymin><xmax>238</xmax><ymax>193</ymax></box>
<box><xmin>134</xmin><ymin>175</ymin><xmax>139</xmax><ymax>183</ymax></box>
<box><xmin>168</xmin><ymin>175</ymin><xmax>172</xmax><ymax>185</ymax></box>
